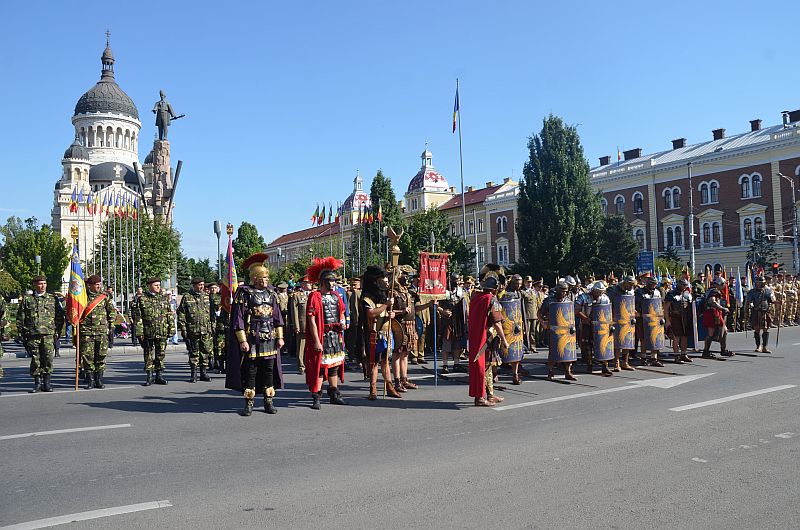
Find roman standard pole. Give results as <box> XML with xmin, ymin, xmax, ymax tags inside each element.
<box><xmin>456</xmin><ymin>78</ymin><xmax>467</xmax><ymax>247</ymax></box>
<box><xmin>687</xmin><ymin>162</ymin><xmax>700</xmax><ymax>351</ymax></box>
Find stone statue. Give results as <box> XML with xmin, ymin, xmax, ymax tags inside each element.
<box><xmin>152</xmin><ymin>90</ymin><xmax>178</xmax><ymax>141</ymax></box>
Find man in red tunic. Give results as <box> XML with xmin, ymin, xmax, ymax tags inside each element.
<box><xmin>468</xmin><ymin>266</ymin><xmax>509</xmax><ymax>407</ymax></box>
<box><xmin>304</xmin><ymin>257</ymin><xmax>347</xmax><ymax>410</ymax></box>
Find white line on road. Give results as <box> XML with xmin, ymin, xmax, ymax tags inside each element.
<box><xmin>0</xmin><ymin>386</ymin><xmax>135</xmax><ymax>398</ymax></box>
<box><xmin>0</xmin><ymin>500</ymin><xmax>172</xmax><ymax>529</ymax></box>
<box><xmin>691</xmin><ymin>457</ymin><xmax>708</xmax><ymax>463</ymax></box>
<box><xmin>669</xmin><ymin>385</ymin><xmax>797</xmax><ymax>412</ymax></box>
<box><xmin>0</xmin><ymin>424</ymin><xmax>131</xmax><ymax>441</ymax></box>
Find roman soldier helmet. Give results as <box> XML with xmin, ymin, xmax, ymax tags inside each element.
<box><xmin>591</xmin><ymin>280</ymin><xmax>607</xmax><ymax>292</ymax></box>
<box><xmin>555</xmin><ymin>280</ymin><xmax>569</xmax><ymax>292</ymax></box>
<box><xmin>479</xmin><ymin>263</ymin><xmax>504</xmax><ymax>290</ymax></box>
<box><xmin>242</xmin><ymin>253</ymin><xmax>270</xmax><ymax>281</ymax></box>
<box><xmin>306</xmin><ymin>256</ymin><xmax>344</xmax><ymax>283</ymax></box>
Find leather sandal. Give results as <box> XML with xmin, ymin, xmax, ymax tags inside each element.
<box><xmin>474</xmin><ymin>397</ymin><xmax>495</xmax><ymax>407</ymax></box>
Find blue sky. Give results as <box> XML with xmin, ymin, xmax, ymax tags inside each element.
<box><xmin>1</xmin><ymin>1</ymin><xmax>798</xmax><ymax>259</ymax></box>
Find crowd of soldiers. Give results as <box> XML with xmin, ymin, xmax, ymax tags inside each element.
<box><xmin>0</xmin><ymin>257</ymin><xmax>791</xmax><ymax>408</ymax></box>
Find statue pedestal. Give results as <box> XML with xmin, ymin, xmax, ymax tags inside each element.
<box><xmin>151</xmin><ymin>140</ymin><xmax>172</xmax><ymax>218</ymax></box>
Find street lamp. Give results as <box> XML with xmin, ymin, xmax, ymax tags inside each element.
<box><xmin>776</xmin><ymin>172</ymin><xmax>799</xmax><ymax>274</ymax></box>
<box><xmin>213</xmin><ymin>220</ymin><xmax>222</xmax><ymax>280</ymax></box>
<box><xmin>34</xmin><ymin>254</ymin><xmax>41</xmax><ymax>275</ymax></box>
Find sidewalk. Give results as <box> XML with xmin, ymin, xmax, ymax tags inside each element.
<box><xmin>1</xmin><ymin>339</ymin><xmax>188</xmax><ymax>359</ymax></box>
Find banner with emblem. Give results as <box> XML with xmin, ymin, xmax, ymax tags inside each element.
<box><xmin>418</xmin><ymin>252</ymin><xmax>447</xmax><ymax>302</ymax></box>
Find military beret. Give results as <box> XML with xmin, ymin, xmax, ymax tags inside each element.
<box><xmin>147</xmin><ymin>277</ymin><xmax>160</xmax><ymax>284</ymax></box>
<box><xmin>31</xmin><ymin>275</ymin><xmax>47</xmax><ymax>283</ymax></box>
<box><xmin>277</xmin><ymin>282</ymin><xmax>288</xmax><ymax>288</ymax></box>
<box><xmin>524</xmin><ymin>276</ymin><xmax>533</xmax><ymax>282</ymax></box>
<box><xmin>86</xmin><ymin>275</ymin><xmax>102</xmax><ymax>284</ymax></box>
<box><xmin>191</xmin><ymin>277</ymin><xmax>206</xmax><ymax>284</ymax></box>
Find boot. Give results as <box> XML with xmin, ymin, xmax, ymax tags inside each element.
<box><xmin>367</xmin><ymin>383</ymin><xmax>377</xmax><ymax>401</ymax></box>
<box><xmin>199</xmin><ymin>365</ymin><xmax>211</xmax><ymax>382</ymax></box>
<box><xmin>42</xmin><ymin>374</ymin><xmax>53</xmax><ymax>392</ymax></box>
<box><xmin>311</xmin><ymin>392</ymin><xmax>321</xmax><ymax>410</ymax></box>
<box><xmin>386</xmin><ymin>380</ymin><xmax>402</xmax><ymax>398</ymax></box>
<box><xmin>84</xmin><ymin>371</ymin><xmax>94</xmax><ymax>390</ymax></box>
<box><xmin>189</xmin><ymin>365</ymin><xmax>197</xmax><ymax>383</ymax></box>
<box><xmin>264</xmin><ymin>396</ymin><xmax>277</xmax><ymax>414</ymax></box>
<box><xmin>601</xmin><ymin>362</ymin><xmax>613</xmax><ymax>377</ymax></box>
<box><xmin>328</xmin><ymin>386</ymin><xmax>346</xmax><ymax>405</ymax></box>
<box><xmin>154</xmin><ymin>371</ymin><xmax>168</xmax><ymax>385</ymax></box>
<box><xmin>754</xmin><ymin>333</ymin><xmax>761</xmax><ymax>352</ymax></box>
<box><xmin>243</xmin><ymin>398</ymin><xmax>254</xmax><ymax>416</ymax></box>
<box><xmin>144</xmin><ymin>370</ymin><xmax>153</xmax><ymax>386</ymax></box>
<box><xmin>30</xmin><ymin>376</ymin><xmax>41</xmax><ymax>393</ymax></box>
<box><xmin>564</xmin><ymin>363</ymin><xmax>577</xmax><ymax>381</ymax></box>
<box><xmin>94</xmin><ymin>370</ymin><xmax>105</xmax><ymax>389</ymax></box>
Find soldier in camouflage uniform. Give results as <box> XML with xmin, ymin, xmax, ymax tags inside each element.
<box><xmin>208</xmin><ymin>282</ymin><xmax>228</xmax><ymax>373</ymax></box>
<box><xmin>783</xmin><ymin>275</ymin><xmax>797</xmax><ymax>325</ymax></box>
<box><xmin>177</xmin><ymin>277</ymin><xmax>214</xmax><ymax>383</ymax></box>
<box><xmin>16</xmin><ymin>275</ymin><xmax>65</xmax><ymax>392</ymax></box>
<box><xmin>289</xmin><ymin>276</ymin><xmax>311</xmax><ymax>375</ymax></box>
<box><xmin>79</xmin><ymin>275</ymin><xmax>116</xmax><ymax>390</ymax></box>
<box><xmin>132</xmin><ymin>277</ymin><xmax>175</xmax><ymax>385</ymax></box>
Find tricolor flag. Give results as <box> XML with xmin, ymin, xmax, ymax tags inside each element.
<box><xmin>334</xmin><ymin>203</ymin><xmax>340</xmax><ymax>224</ymax></box>
<box><xmin>69</xmin><ymin>187</ymin><xmax>78</xmax><ymax>213</ymax></box>
<box><xmin>132</xmin><ymin>197</ymin><xmax>139</xmax><ymax>220</ymax></box>
<box><xmin>453</xmin><ymin>84</ymin><xmax>459</xmax><ymax>133</ymax></box>
<box><xmin>736</xmin><ymin>267</ymin><xmax>745</xmax><ymax>304</ymax></box>
<box><xmin>377</xmin><ymin>201</ymin><xmax>383</xmax><ymax>222</ymax></box>
<box><xmin>114</xmin><ymin>193</ymin><xmax>122</xmax><ymax>218</ymax></box>
<box><xmin>66</xmin><ymin>243</ymin><xmax>87</xmax><ymax>326</ymax></box>
<box><xmin>358</xmin><ymin>204</ymin><xmax>363</xmax><ymax>224</ymax></box>
<box><xmin>328</xmin><ymin>203</ymin><xmax>332</xmax><ymax>224</ymax></box>
<box><xmin>319</xmin><ymin>204</ymin><xmax>326</xmax><ymax>226</ymax></box>
<box><xmin>311</xmin><ymin>204</ymin><xmax>319</xmax><ymax>225</ymax></box>
<box><xmin>86</xmin><ymin>191</ymin><xmax>94</xmax><ymax>215</ymax></box>
<box><xmin>220</xmin><ymin>234</ymin><xmax>239</xmax><ymax>313</ymax></box>
<box><xmin>77</xmin><ymin>188</ymin><xmax>84</xmax><ymax>212</ymax></box>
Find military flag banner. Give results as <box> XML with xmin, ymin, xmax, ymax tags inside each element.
<box><xmin>66</xmin><ymin>244</ymin><xmax>87</xmax><ymax>326</ymax></box>
<box><xmin>418</xmin><ymin>252</ymin><xmax>448</xmax><ymax>302</ymax></box>
<box><xmin>221</xmin><ymin>234</ymin><xmax>239</xmax><ymax>313</ymax></box>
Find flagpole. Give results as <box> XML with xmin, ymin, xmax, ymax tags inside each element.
<box><xmin>137</xmin><ymin>203</ymin><xmax>142</xmax><ymax>289</ymax></box>
<box><xmin>113</xmin><ymin>198</ymin><xmax>118</xmax><ymax>310</ymax></box>
<box><xmin>456</xmin><ymin>78</ymin><xmax>467</xmax><ymax>247</ymax></box>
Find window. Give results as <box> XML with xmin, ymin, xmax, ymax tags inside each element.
<box><xmin>673</xmin><ymin>189</ymin><xmax>681</xmax><ymax>208</ymax></box>
<box><xmin>496</xmin><ymin>216</ymin><xmax>508</xmax><ymax>234</ymax></box>
<box><xmin>700</xmin><ymin>183</ymin><xmax>709</xmax><ymax>205</ymax></box>
<box><xmin>710</xmin><ymin>182</ymin><xmax>719</xmax><ymax>203</ymax></box>
<box><xmin>702</xmin><ymin>223</ymin><xmax>711</xmax><ymax>245</ymax></box>
<box><xmin>755</xmin><ymin>217</ymin><xmax>763</xmax><ymax>233</ymax></box>
<box><xmin>635</xmin><ymin>229</ymin><xmax>645</xmax><ymax>249</ymax></box>
<box><xmin>633</xmin><ymin>192</ymin><xmax>644</xmax><ymax>214</ymax></box>
<box><xmin>615</xmin><ymin>195</ymin><xmax>625</xmax><ymax>214</ymax></box>
<box><xmin>674</xmin><ymin>226</ymin><xmax>683</xmax><ymax>247</ymax></box>
<box><xmin>478</xmin><ymin>246</ymin><xmax>485</xmax><ymax>263</ymax></box>
<box><xmin>459</xmin><ymin>221</ymin><xmax>464</xmax><ymax>235</ymax></box>
<box><xmin>712</xmin><ymin>222</ymin><xmax>721</xmax><ymax>244</ymax></box>
<box><xmin>451</xmin><ymin>223</ymin><xmax>456</xmax><ymax>236</ymax></box>
<box><xmin>741</xmin><ymin>215</ymin><xmax>765</xmax><ymax>244</ymax></box>
<box><xmin>601</xmin><ymin>198</ymin><xmax>608</xmax><ymax>214</ymax></box>
<box><xmin>740</xmin><ymin>175</ymin><xmax>750</xmax><ymax>199</ymax></box>
<box><xmin>666</xmin><ymin>227</ymin><xmax>674</xmax><ymax>248</ymax></box>
<box><xmin>497</xmin><ymin>243</ymin><xmax>509</xmax><ymax>265</ymax></box>
<box><xmin>664</xmin><ymin>190</ymin><xmax>672</xmax><ymax>210</ymax></box>
<box><xmin>699</xmin><ymin>180</ymin><xmax>719</xmax><ymax>205</ymax></box>
<box><xmin>478</xmin><ymin>218</ymin><xmax>484</xmax><ymax>233</ymax></box>
<box><xmin>752</xmin><ymin>174</ymin><xmax>762</xmax><ymax>197</ymax></box>
<box><xmin>468</xmin><ymin>220</ymin><xmax>474</xmax><ymax>235</ymax></box>
<box><xmin>744</xmin><ymin>219</ymin><xmax>753</xmax><ymax>241</ymax></box>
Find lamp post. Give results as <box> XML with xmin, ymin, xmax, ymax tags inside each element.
<box><xmin>687</xmin><ymin>162</ymin><xmax>696</xmax><ymax>275</ymax></box>
<box><xmin>34</xmin><ymin>254</ymin><xmax>41</xmax><ymax>276</ymax></box>
<box><xmin>777</xmin><ymin>172</ymin><xmax>799</xmax><ymax>274</ymax></box>
<box><xmin>213</xmin><ymin>220</ymin><xmax>222</xmax><ymax>280</ymax></box>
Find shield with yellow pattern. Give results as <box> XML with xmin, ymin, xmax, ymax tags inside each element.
<box><xmin>590</xmin><ymin>303</ymin><xmax>614</xmax><ymax>361</ymax></box>
<box><xmin>548</xmin><ymin>301</ymin><xmax>577</xmax><ymax>362</ymax></box>
<box><xmin>499</xmin><ymin>297</ymin><xmax>525</xmax><ymax>362</ymax></box>
<box><xmin>641</xmin><ymin>297</ymin><xmax>665</xmax><ymax>351</ymax></box>
<box><xmin>612</xmin><ymin>294</ymin><xmax>636</xmax><ymax>350</ymax></box>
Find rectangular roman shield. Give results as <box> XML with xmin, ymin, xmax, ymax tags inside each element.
<box><xmin>641</xmin><ymin>297</ymin><xmax>665</xmax><ymax>351</ymax></box>
<box><xmin>612</xmin><ymin>294</ymin><xmax>636</xmax><ymax>350</ymax></box>
<box><xmin>548</xmin><ymin>300</ymin><xmax>577</xmax><ymax>362</ymax></box>
<box><xmin>590</xmin><ymin>302</ymin><xmax>614</xmax><ymax>362</ymax></box>
<box><xmin>499</xmin><ymin>296</ymin><xmax>525</xmax><ymax>363</ymax></box>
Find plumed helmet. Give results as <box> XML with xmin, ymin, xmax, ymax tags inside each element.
<box><xmin>622</xmin><ymin>274</ymin><xmax>636</xmax><ymax>284</ymax></box>
<box><xmin>306</xmin><ymin>256</ymin><xmax>344</xmax><ymax>283</ymax></box>
<box><xmin>479</xmin><ymin>263</ymin><xmax>505</xmax><ymax>281</ymax></box>
<box><xmin>480</xmin><ymin>272</ymin><xmax>499</xmax><ymax>290</ymax></box>
<box><xmin>242</xmin><ymin>253</ymin><xmax>270</xmax><ymax>281</ymax></box>
<box><xmin>678</xmin><ymin>278</ymin><xmax>690</xmax><ymax>287</ymax></box>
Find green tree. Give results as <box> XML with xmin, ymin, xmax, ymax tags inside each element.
<box><xmin>747</xmin><ymin>229</ymin><xmax>778</xmax><ymax>269</ymax></box>
<box><xmin>368</xmin><ymin>169</ymin><xmax>405</xmax><ymax>261</ymax></box>
<box><xmin>399</xmin><ymin>208</ymin><xmax>472</xmax><ymax>272</ymax></box>
<box><xmin>232</xmin><ymin>222</ymin><xmax>266</xmax><ymax>282</ymax></box>
<box><xmin>0</xmin><ymin>269</ymin><xmax>21</xmax><ymax>298</ymax></box>
<box><xmin>593</xmin><ymin>215</ymin><xmax>638</xmax><ymax>277</ymax></box>
<box><xmin>517</xmin><ymin>115</ymin><xmax>602</xmax><ymax>279</ymax></box>
<box><xmin>0</xmin><ymin>216</ymin><xmax>70</xmax><ymax>290</ymax></box>
<box><xmin>176</xmin><ymin>256</ymin><xmax>216</xmax><ymax>292</ymax></box>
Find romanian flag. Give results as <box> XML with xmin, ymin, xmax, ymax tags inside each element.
<box><xmin>328</xmin><ymin>203</ymin><xmax>332</xmax><ymax>224</ymax></box>
<box><xmin>220</xmin><ymin>234</ymin><xmax>239</xmax><ymax>313</ymax></box>
<box><xmin>86</xmin><ymin>191</ymin><xmax>94</xmax><ymax>215</ymax></box>
<box><xmin>319</xmin><ymin>204</ymin><xmax>326</xmax><ymax>226</ymax></box>
<box><xmin>77</xmin><ymin>188</ymin><xmax>84</xmax><ymax>212</ymax></box>
<box><xmin>66</xmin><ymin>243</ymin><xmax>87</xmax><ymax>326</ymax></box>
<box><xmin>334</xmin><ymin>203</ymin><xmax>340</xmax><ymax>224</ymax></box>
<box><xmin>311</xmin><ymin>204</ymin><xmax>319</xmax><ymax>225</ymax></box>
<box><xmin>358</xmin><ymin>204</ymin><xmax>363</xmax><ymax>224</ymax></box>
<box><xmin>92</xmin><ymin>192</ymin><xmax>100</xmax><ymax>216</ymax></box>
<box><xmin>735</xmin><ymin>267</ymin><xmax>745</xmax><ymax>304</ymax></box>
<box><xmin>617</xmin><ymin>147</ymin><xmax>623</xmax><ymax>164</ymax></box>
<box><xmin>69</xmin><ymin>187</ymin><xmax>78</xmax><ymax>213</ymax></box>
<box><xmin>377</xmin><ymin>201</ymin><xmax>383</xmax><ymax>222</ymax></box>
<box><xmin>453</xmin><ymin>84</ymin><xmax>459</xmax><ymax>133</ymax></box>
<box><xmin>132</xmin><ymin>197</ymin><xmax>139</xmax><ymax>220</ymax></box>
<box><xmin>102</xmin><ymin>193</ymin><xmax>109</xmax><ymax>217</ymax></box>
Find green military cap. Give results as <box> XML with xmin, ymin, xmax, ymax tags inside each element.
<box><xmin>277</xmin><ymin>282</ymin><xmax>288</xmax><ymax>289</ymax></box>
<box><xmin>86</xmin><ymin>274</ymin><xmax>102</xmax><ymax>284</ymax></box>
<box><xmin>191</xmin><ymin>277</ymin><xmax>206</xmax><ymax>284</ymax></box>
<box><xmin>146</xmin><ymin>277</ymin><xmax>160</xmax><ymax>284</ymax></box>
<box><xmin>31</xmin><ymin>275</ymin><xmax>47</xmax><ymax>283</ymax></box>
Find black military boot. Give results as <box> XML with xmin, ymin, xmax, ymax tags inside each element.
<box><xmin>219</xmin><ymin>357</ymin><xmax>226</xmax><ymax>374</ymax></box>
<box><xmin>311</xmin><ymin>392</ymin><xmax>321</xmax><ymax>410</ymax></box>
<box><xmin>144</xmin><ymin>370</ymin><xmax>153</xmax><ymax>386</ymax></box>
<box><xmin>84</xmin><ymin>371</ymin><xmax>94</xmax><ymax>390</ymax></box>
<box><xmin>30</xmin><ymin>376</ymin><xmax>41</xmax><ymax>393</ymax></box>
<box><xmin>328</xmin><ymin>387</ymin><xmax>346</xmax><ymax>405</ymax></box>
<box><xmin>264</xmin><ymin>396</ymin><xmax>277</xmax><ymax>414</ymax></box>
<box><xmin>154</xmin><ymin>371</ymin><xmax>168</xmax><ymax>385</ymax></box>
<box><xmin>243</xmin><ymin>398</ymin><xmax>254</xmax><ymax>416</ymax></box>
<box><xmin>94</xmin><ymin>371</ymin><xmax>105</xmax><ymax>389</ymax></box>
<box><xmin>189</xmin><ymin>365</ymin><xmax>197</xmax><ymax>383</ymax></box>
<box><xmin>42</xmin><ymin>374</ymin><xmax>53</xmax><ymax>392</ymax></box>
<box><xmin>199</xmin><ymin>365</ymin><xmax>211</xmax><ymax>382</ymax></box>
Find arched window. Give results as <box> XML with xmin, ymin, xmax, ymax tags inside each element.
<box><xmin>740</xmin><ymin>175</ymin><xmax>750</xmax><ymax>199</ymax></box>
<box><xmin>666</xmin><ymin>227</ymin><xmax>674</xmax><ymax>248</ymax></box>
<box><xmin>700</xmin><ymin>183</ymin><xmax>709</xmax><ymax>205</ymax></box>
<box><xmin>635</xmin><ymin>229</ymin><xmax>645</xmax><ymax>249</ymax></box>
<box><xmin>755</xmin><ymin>217</ymin><xmax>763</xmax><ymax>234</ymax></box>
<box><xmin>615</xmin><ymin>195</ymin><xmax>625</xmax><ymax>214</ymax></box>
<box><xmin>710</xmin><ymin>182</ymin><xmax>719</xmax><ymax>203</ymax></box>
<box><xmin>712</xmin><ymin>222</ymin><xmax>721</xmax><ymax>244</ymax></box>
<box><xmin>478</xmin><ymin>218</ymin><xmax>484</xmax><ymax>233</ymax></box>
<box><xmin>744</xmin><ymin>219</ymin><xmax>753</xmax><ymax>241</ymax></box>
<box><xmin>752</xmin><ymin>174</ymin><xmax>762</xmax><ymax>197</ymax></box>
<box><xmin>702</xmin><ymin>223</ymin><xmax>711</xmax><ymax>244</ymax></box>
<box><xmin>714</xmin><ymin>263</ymin><xmax>723</xmax><ymax>274</ymax></box>
<box><xmin>674</xmin><ymin>226</ymin><xmax>683</xmax><ymax>247</ymax></box>
<box><xmin>633</xmin><ymin>192</ymin><xmax>644</xmax><ymax>213</ymax></box>
<box><xmin>600</xmin><ymin>198</ymin><xmax>608</xmax><ymax>214</ymax></box>
<box><xmin>496</xmin><ymin>216</ymin><xmax>508</xmax><ymax>234</ymax></box>
<box><xmin>664</xmin><ymin>190</ymin><xmax>672</xmax><ymax>210</ymax></box>
<box><xmin>672</xmin><ymin>188</ymin><xmax>681</xmax><ymax>208</ymax></box>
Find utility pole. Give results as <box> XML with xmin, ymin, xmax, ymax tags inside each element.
<box><xmin>687</xmin><ymin>162</ymin><xmax>696</xmax><ymax>274</ymax></box>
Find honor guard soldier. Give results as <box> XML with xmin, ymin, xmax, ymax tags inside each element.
<box><xmin>17</xmin><ymin>276</ymin><xmax>65</xmax><ymax>392</ymax></box>
<box><xmin>665</xmin><ymin>279</ymin><xmax>693</xmax><ymax>363</ymax></box>
<box><xmin>289</xmin><ymin>276</ymin><xmax>312</xmax><ymax>375</ymax></box>
<box><xmin>468</xmin><ymin>265</ymin><xmax>508</xmax><ymax>407</ymax></box>
<box><xmin>745</xmin><ymin>276</ymin><xmax>776</xmax><ymax>353</ymax></box>
<box><xmin>227</xmin><ymin>254</ymin><xmax>285</xmax><ymax>416</ymax></box>
<box><xmin>132</xmin><ymin>277</ymin><xmax>175</xmax><ymax>385</ymax></box>
<box><xmin>635</xmin><ymin>275</ymin><xmax>666</xmax><ymax>367</ymax></box>
<box><xmin>177</xmin><ymin>277</ymin><xmax>214</xmax><ymax>383</ymax></box>
<box><xmin>80</xmin><ymin>275</ymin><xmax>116</xmax><ymax>389</ymax></box>
<box><xmin>208</xmin><ymin>282</ymin><xmax>228</xmax><ymax>373</ymax></box>
<box><xmin>303</xmin><ymin>257</ymin><xmax>347</xmax><ymax>409</ymax></box>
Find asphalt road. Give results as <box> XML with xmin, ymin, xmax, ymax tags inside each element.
<box><xmin>1</xmin><ymin>328</ymin><xmax>798</xmax><ymax>529</ymax></box>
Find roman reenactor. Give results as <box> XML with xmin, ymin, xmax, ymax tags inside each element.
<box><xmin>468</xmin><ymin>265</ymin><xmax>508</xmax><ymax>407</ymax></box>
<box><xmin>540</xmin><ymin>280</ymin><xmax>578</xmax><ymax>381</ymax></box>
<box><xmin>575</xmin><ymin>281</ymin><xmax>614</xmax><ymax>376</ymax></box>
<box><xmin>665</xmin><ymin>279</ymin><xmax>693</xmax><ymax>364</ymax></box>
<box><xmin>359</xmin><ymin>265</ymin><xmax>402</xmax><ymax>400</ymax></box>
<box><xmin>745</xmin><ymin>276</ymin><xmax>776</xmax><ymax>353</ymax></box>
<box><xmin>303</xmin><ymin>257</ymin><xmax>347</xmax><ymax>410</ymax></box>
<box><xmin>608</xmin><ymin>275</ymin><xmax>637</xmax><ymax>371</ymax></box>
<box><xmin>635</xmin><ymin>275</ymin><xmax>665</xmax><ymax>367</ymax></box>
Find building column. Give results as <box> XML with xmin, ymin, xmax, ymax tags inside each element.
<box><xmin>771</xmin><ymin>161</ymin><xmax>783</xmax><ymax>235</ymax></box>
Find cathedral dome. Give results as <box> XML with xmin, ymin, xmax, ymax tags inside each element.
<box><xmin>63</xmin><ymin>138</ymin><xmax>89</xmax><ymax>161</ymax></box>
<box><xmin>144</xmin><ymin>149</ymin><xmax>154</xmax><ymax>164</ymax></box>
<box><xmin>73</xmin><ymin>42</ymin><xmax>139</xmax><ymax>119</ymax></box>
<box><xmin>89</xmin><ymin>161</ymin><xmax>139</xmax><ymax>186</ymax></box>
<box><xmin>407</xmin><ymin>149</ymin><xmax>449</xmax><ymax>193</ymax></box>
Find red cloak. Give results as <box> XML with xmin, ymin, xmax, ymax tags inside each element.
<box><xmin>468</xmin><ymin>291</ymin><xmax>493</xmax><ymax>398</ymax></box>
<box><xmin>304</xmin><ymin>290</ymin><xmax>346</xmax><ymax>392</ymax></box>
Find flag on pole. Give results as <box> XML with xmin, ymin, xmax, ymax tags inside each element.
<box><xmin>311</xmin><ymin>204</ymin><xmax>319</xmax><ymax>225</ymax></box>
<box><xmin>92</xmin><ymin>192</ymin><xmax>100</xmax><ymax>216</ymax></box>
<box><xmin>334</xmin><ymin>203</ymin><xmax>340</xmax><ymax>224</ymax></box>
<box><xmin>69</xmin><ymin>187</ymin><xmax>78</xmax><ymax>213</ymax></box>
<box><xmin>452</xmin><ymin>84</ymin><xmax>459</xmax><ymax>133</ymax></box>
<box><xmin>377</xmin><ymin>201</ymin><xmax>383</xmax><ymax>222</ymax></box>
<box><xmin>66</xmin><ymin>243</ymin><xmax>87</xmax><ymax>326</ymax></box>
<box><xmin>220</xmin><ymin>235</ymin><xmax>239</xmax><ymax>313</ymax></box>
<box><xmin>86</xmin><ymin>191</ymin><xmax>94</xmax><ymax>215</ymax></box>
<box><xmin>736</xmin><ymin>267</ymin><xmax>745</xmax><ymax>304</ymax></box>
<box><xmin>328</xmin><ymin>203</ymin><xmax>332</xmax><ymax>224</ymax></box>
<box><xmin>617</xmin><ymin>147</ymin><xmax>623</xmax><ymax>164</ymax></box>
<box><xmin>358</xmin><ymin>204</ymin><xmax>363</xmax><ymax>224</ymax></box>
<box><xmin>132</xmin><ymin>197</ymin><xmax>139</xmax><ymax>220</ymax></box>
<box><xmin>319</xmin><ymin>204</ymin><xmax>326</xmax><ymax>226</ymax></box>
<box><xmin>77</xmin><ymin>188</ymin><xmax>84</xmax><ymax>211</ymax></box>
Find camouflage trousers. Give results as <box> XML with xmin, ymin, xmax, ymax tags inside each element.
<box><xmin>27</xmin><ymin>335</ymin><xmax>55</xmax><ymax>376</ymax></box>
<box><xmin>213</xmin><ymin>330</ymin><xmax>227</xmax><ymax>361</ymax></box>
<box><xmin>142</xmin><ymin>338</ymin><xmax>168</xmax><ymax>372</ymax></box>
<box><xmin>80</xmin><ymin>334</ymin><xmax>108</xmax><ymax>373</ymax></box>
<box><xmin>187</xmin><ymin>333</ymin><xmax>213</xmax><ymax>367</ymax></box>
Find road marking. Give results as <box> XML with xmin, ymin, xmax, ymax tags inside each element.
<box><xmin>775</xmin><ymin>432</ymin><xmax>795</xmax><ymax>439</ymax></box>
<box><xmin>691</xmin><ymin>457</ymin><xmax>708</xmax><ymax>463</ymax></box>
<box><xmin>669</xmin><ymin>385</ymin><xmax>797</xmax><ymax>412</ymax></box>
<box><xmin>0</xmin><ymin>386</ymin><xmax>135</xmax><ymax>398</ymax></box>
<box><xmin>493</xmin><ymin>373</ymin><xmax>714</xmax><ymax>411</ymax></box>
<box><xmin>0</xmin><ymin>424</ymin><xmax>131</xmax><ymax>441</ymax></box>
<box><xmin>0</xmin><ymin>500</ymin><xmax>172</xmax><ymax>529</ymax></box>
<box><xmin>792</xmin><ymin>343</ymin><xmax>800</xmax><ymax>346</ymax></box>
